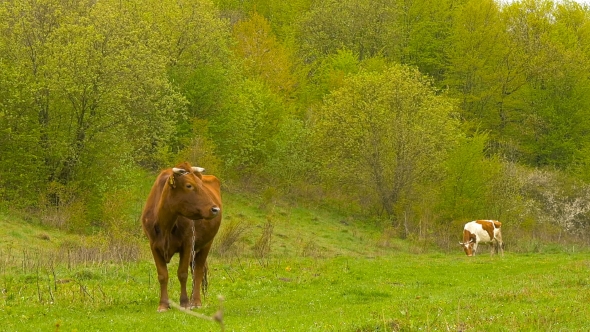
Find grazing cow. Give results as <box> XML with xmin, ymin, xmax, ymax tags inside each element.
<box><xmin>141</xmin><ymin>162</ymin><xmax>222</xmax><ymax>312</ymax></box>
<box><xmin>459</xmin><ymin>220</ymin><xmax>503</xmax><ymax>257</ymax></box>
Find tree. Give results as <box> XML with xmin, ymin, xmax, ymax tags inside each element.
<box><xmin>296</xmin><ymin>0</ymin><xmax>399</xmax><ymax>63</ymax></box>
<box><xmin>312</xmin><ymin>64</ymin><xmax>460</xmax><ymax>219</ymax></box>
<box><xmin>232</xmin><ymin>12</ymin><xmax>297</xmax><ymax>97</ymax></box>
<box><xmin>445</xmin><ymin>0</ymin><xmax>513</xmax><ymax>128</ymax></box>
<box><xmin>396</xmin><ymin>0</ymin><xmax>464</xmax><ymax>81</ymax></box>
<box><xmin>437</xmin><ymin>133</ymin><xmax>504</xmax><ymax>221</ymax></box>
<box><xmin>501</xmin><ymin>0</ymin><xmax>590</xmax><ymax>168</ymax></box>
<box><xmin>300</xmin><ymin>48</ymin><xmax>361</xmax><ymax>105</ymax></box>
<box><xmin>445</xmin><ymin>0</ymin><xmax>590</xmax><ymax>170</ymax></box>
<box><xmin>0</xmin><ymin>0</ymin><xmax>186</xmax><ymax>212</ymax></box>
<box><xmin>209</xmin><ymin>78</ymin><xmax>285</xmax><ymax>181</ymax></box>
<box><xmin>214</xmin><ymin>0</ymin><xmax>312</xmax><ymax>42</ymax></box>
<box><xmin>151</xmin><ymin>0</ymin><xmax>232</xmax><ymax>118</ymax></box>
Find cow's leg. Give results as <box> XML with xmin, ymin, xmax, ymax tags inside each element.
<box><xmin>150</xmin><ymin>248</ymin><xmax>170</xmax><ymax>312</ymax></box>
<box><xmin>190</xmin><ymin>244</ymin><xmax>212</xmax><ymax>308</ymax></box>
<box><xmin>177</xmin><ymin>245</ymin><xmax>192</xmax><ymax>309</ymax></box>
<box><xmin>497</xmin><ymin>240</ymin><xmax>504</xmax><ymax>256</ymax></box>
<box><xmin>472</xmin><ymin>242</ymin><xmax>478</xmax><ymax>256</ymax></box>
<box><xmin>495</xmin><ymin>233</ymin><xmax>504</xmax><ymax>256</ymax></box>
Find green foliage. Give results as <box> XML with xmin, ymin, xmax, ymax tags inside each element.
<box><xmin>232</xmin><ymin>12</ymin><xmax>298</xmax><ymax>97</ymax></box>
<box><xmin>161</xmin><ymin>0</ymin><xmax>233</xmax><ymax>119</ymax></box>
<box><xmin>175</xmin><ymin>119</ymin><xmax>223</xmax><ymax>176</ymax></box>
<box><xmin>4</xmin><ymin>1</ymin><xmax>590</xmax><ymax>327</ymax></box>
<box><xmin>437</xmin><ymin>133</ymin><xmax>504</xmax><ymax>221</ymax></box>
<box><xmin>0</xmin><ymin>0</ymin><xmax>232</xmax><ymax>228</ymax></box>
<box><xmin>215</xmin><ymin>0</ymin><xmax>312</xmax><ymax>42</ymax></box>
<box><xmin>312</xmin><ymin>64</ymin><xmax>461</xmax><ymax>218</ymax></box>
<box><xmin>209</xmin><ymin>79</ymin><xmax>285</xmax><ymax>180</ymax></box>
<box><xmin>296</xmin><ymin>0</ymin><xmax>398</xmax><ymax>62</ymax></box>
<box><xmin>508</xmin><ymin>0</ymin><xmax>590</xmax><ymax>168</ymax></box>
<box><xmin>308</xmin><ymin>48</ymin><xmax>360</xmax><ymax>101</ymax></box>
<box><xmin>397</xmin><ymin>0</ymin><xmax>462</xmax><ymax>81</ymax></box>
<box><xmin>445</xmin><ymin>0</ymin><xmax>509</xmax><ymax>125</ymax></box>
<box><xmin>447</xmin><ymin>0</ymin><xmax>590</xmax><ymax>170</ymax></box>
<box><xmin>262</xmin><ymin>116</ymin><xmax>314</xmax><ymax>191</ymax></box>
<box><xmin>2</xmin><ymin>0</ymin><xmax>590</xmax><ymax>240</ymax></box>
<box><xmin>0</xmin><ymin>0</ymin><xmax>186</xmax><ymax>205</ymax></box>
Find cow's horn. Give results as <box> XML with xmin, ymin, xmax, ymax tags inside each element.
<box><xmin>192</xmin><ymin>167</ymin><xmax>205</xmax><ymax>173</ymax></box>
<box><xmin>172</xmin><ymin>168</ymin><xmax>187</xmax><ymax>174</ymax></box>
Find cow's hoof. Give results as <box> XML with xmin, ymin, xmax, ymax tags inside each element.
<box><xmin>157</xmin><ymin>305</ymin><xmax>169</xmax><ymax>312</ymax></box>
<box><xmin>191</xmin><ymin>302</ymin><xmax>202</xmax><ymax>309</ymax></box>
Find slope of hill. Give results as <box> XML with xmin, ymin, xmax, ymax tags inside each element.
<box><xmin>0</xmin><ymin>192</ymin><xmax>415</xmax><ymax>264</ymax></box>
<box><xmin>1</xmin><ymin>195</ymin><xmax>589</xmax><ymax>332</ymax></box>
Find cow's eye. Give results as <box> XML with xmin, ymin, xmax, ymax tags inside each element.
<box><xmin>186</xmin><ymin>184</ymin><xmax>193</xmax><ymax>189</ymax></box>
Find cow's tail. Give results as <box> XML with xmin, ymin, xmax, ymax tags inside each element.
<box><xmin>163</xmin><ymin>231</ymin><xmax>170</xmax><ymax>262</ymax></box>
<box><xmin>201</xmin><ymin>261</ymin><xmax>209</xmax><ymax>296</ymax></box>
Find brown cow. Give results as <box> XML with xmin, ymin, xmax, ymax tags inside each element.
<box><xmin>141</xmin><ymin>162</ymin><xmax>222</xmax><ymax>312</ymax></box>
<box><xmin>459</xmin><ymin>220</ymin><xmax>504</xmax><ymax>256</ymax></box>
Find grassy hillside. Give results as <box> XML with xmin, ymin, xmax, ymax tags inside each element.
<box><xmin>0</xmin><ymin>211</ymin><xmax>79</xmax><ymax>252</ymax></box>
<box><xmin>0</xmin><ymin>189</ymin><xmax>413</xmax><ymax>273</ymax></box>
<box><xmin>1</xmin><ymin>195</ymin><xmax>589</xmax><ymax>331</ymax></box>
<box><xmin>217</xmin><ymin>193</ymin><xmax>413</xmax><ymax>259</ymax></box>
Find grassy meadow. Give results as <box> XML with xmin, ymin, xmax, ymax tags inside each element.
<box><xmin>1</xmin><ymin>194</ymin><xmax>589</xmax><ymax>331</ymax></box>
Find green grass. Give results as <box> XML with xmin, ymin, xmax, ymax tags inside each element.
<box><xmin>1</xmin><ymin>253</ymin><xmax>589</xmax><ymax>331</ymax></box>
<box><xmin>1</xmin><ymin>196</ymin><xmax>589</xmax><ymax>331</ymax></box>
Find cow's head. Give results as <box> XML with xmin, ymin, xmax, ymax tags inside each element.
<box><xmin>459</xmin><ymin>239</ymin><xmax>476</xmax><ymax>256</ymax></box>
<box><xmin>165</xmin><ymin>162</ymin><xmax>220</xmax><ymax>220</ymax></box>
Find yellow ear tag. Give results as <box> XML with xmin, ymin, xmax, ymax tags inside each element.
<box><xmin>169</xmin><ymin>175</ymin><xmax>175</xmax><ymax>186</ymax></box>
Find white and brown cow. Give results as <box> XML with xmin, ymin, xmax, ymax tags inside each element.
<box><xmin>459</xmin><ymin>220</ymin><xmax>504</xmax><ymax>256</ymax></box>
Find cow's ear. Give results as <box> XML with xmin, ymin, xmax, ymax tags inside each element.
<box><xmin>168</xmin><ymin>174</ymin><xmax>177</xmax><ymax>188</ymax></box>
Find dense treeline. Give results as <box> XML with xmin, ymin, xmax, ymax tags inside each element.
<box><xmin>1</xmin><ymin>0</ymin><xmax>590</xmax><ymax>247</ymax></box>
